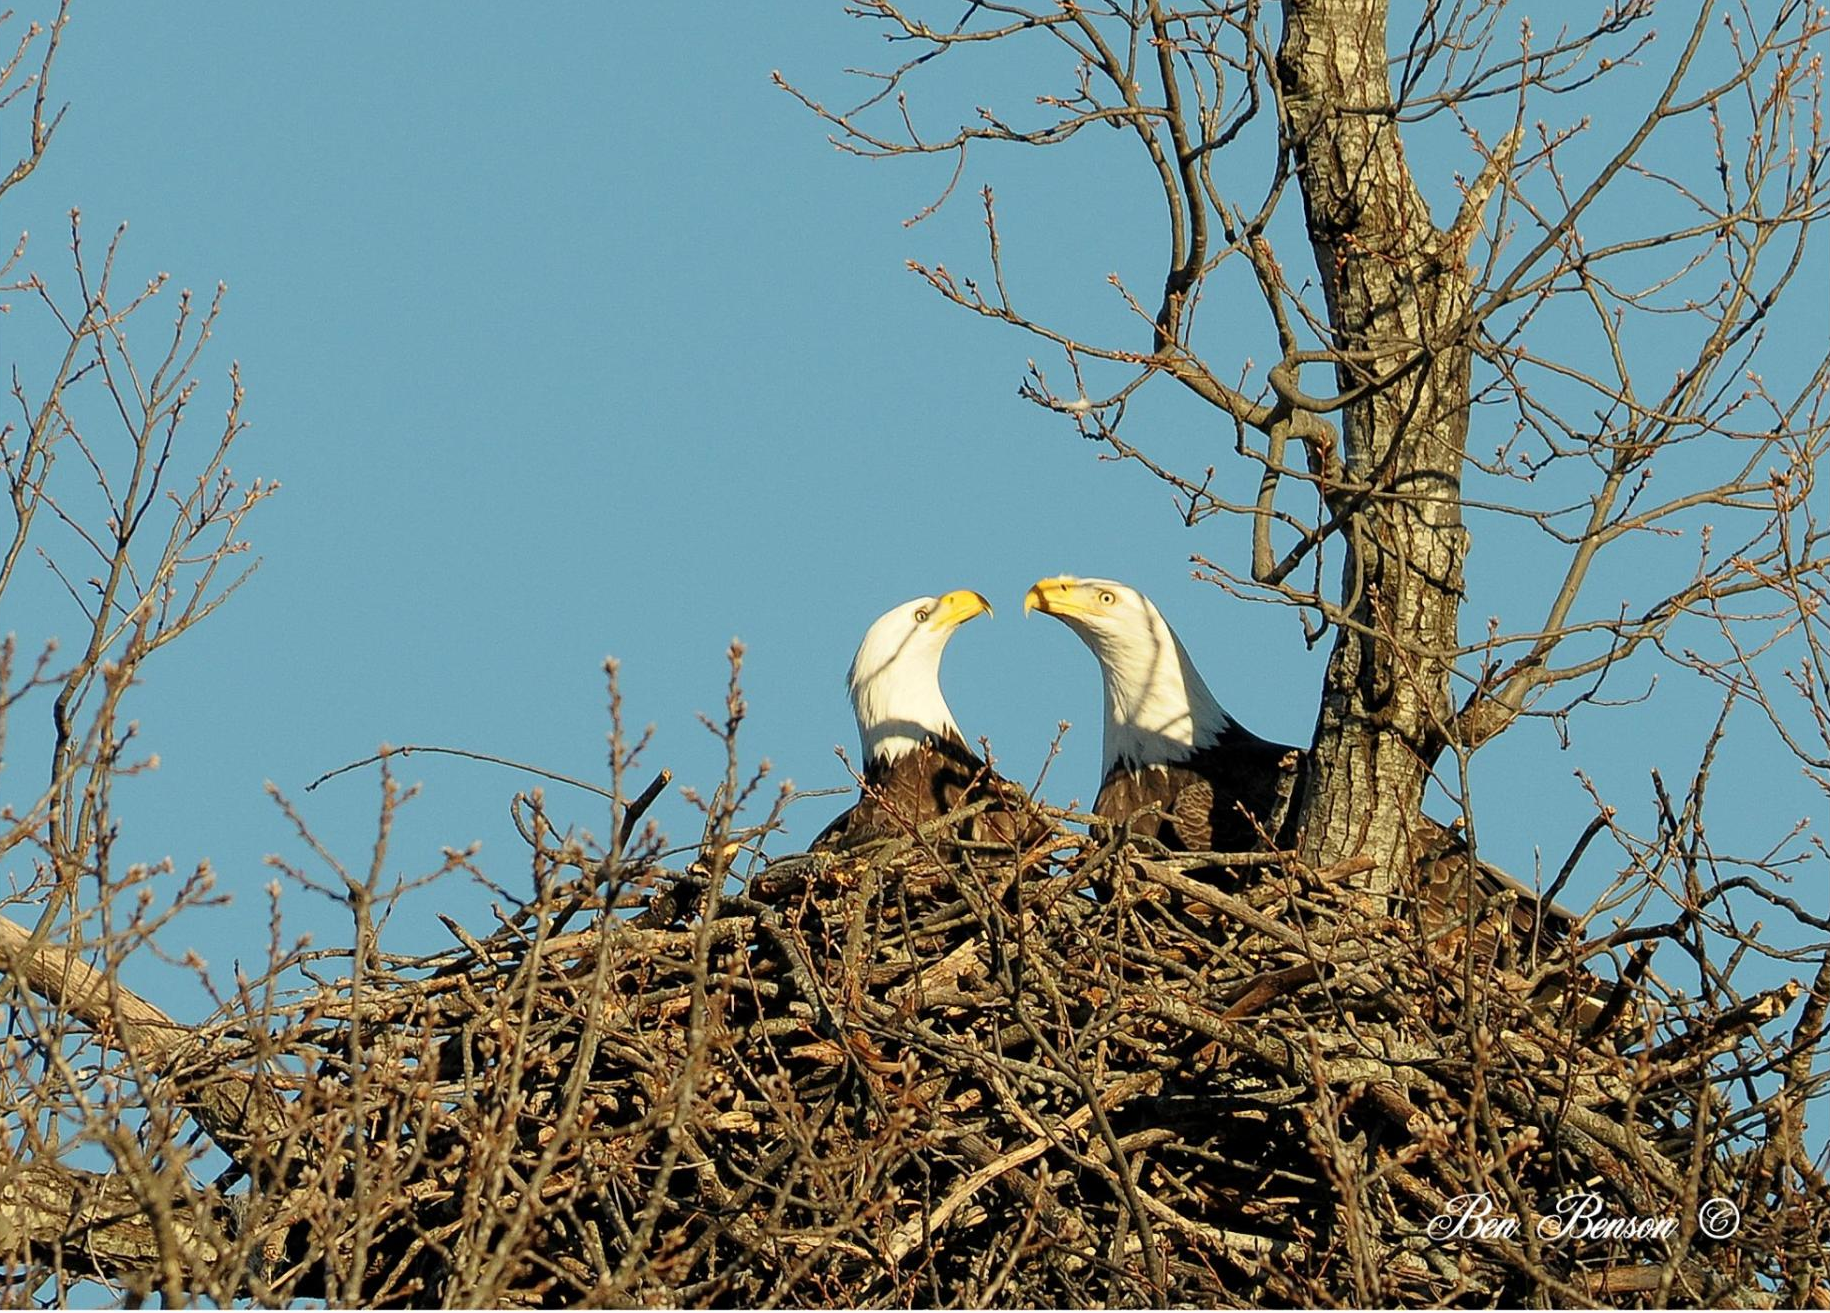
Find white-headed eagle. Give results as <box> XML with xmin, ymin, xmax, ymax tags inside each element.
<box><xmin>1026</xmin><ymin>575</ymin><xmax>1573</xmax><ymax>971</ymax></box>
<box><xmin>814</xmin><ymin>589</ymin><xmax>1022</xmax><ymax>851</ymax></box>
<box><xmin>1024</xmin><ymin>575</ymin><xmax>1304</xmax><ymax>853</ymax></box>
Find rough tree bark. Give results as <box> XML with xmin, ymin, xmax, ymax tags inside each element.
<box><xmin>1279</xmin><ymin>0</ymin><xmax>1477</xmax><ymax>881</ymax></box>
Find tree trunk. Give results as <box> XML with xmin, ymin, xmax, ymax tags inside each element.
<box><xmin>1279</xmin><ymin>0</ymin><xmax>1475</xmax><ymax>886</ymax></box>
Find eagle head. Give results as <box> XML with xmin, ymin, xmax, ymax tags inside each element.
<box><xmin>847</xmin><ymin>590</ymin><xmax>992</xmax><ymax>766</ymax></box>
<box><xmin>1025</xmin><ymin>576</ymin><xmax>1236</xmax><ymax>773</ymax></box>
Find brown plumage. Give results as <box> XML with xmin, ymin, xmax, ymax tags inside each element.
<box><xmin>1414</xmin><ymin>820</ymin><xmax>1574</xmax><ymax>975</ymax></box>
<box><xmin>814</xmin><ymin>730</ymin><xmax>1027</xmax><ymax>851</ymax></box>
<box><xmin>1095</xmin><ymin>730</ymin><xmax>1308</xmax><ymax>854</ymax></box>
<box><xmin>1092</xmin><ymin>737</ymin><xmax>1574</xmax><ymax>978</ymax></box>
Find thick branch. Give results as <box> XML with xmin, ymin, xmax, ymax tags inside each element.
<box><xmin>0</xmin><ymin>914</ymin><xmax>289</xmax><ymax>1165</ymax></box>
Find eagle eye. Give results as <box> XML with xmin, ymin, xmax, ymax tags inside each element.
<box><xmin>914</xmin><ymin>607</ymin><xmax>931</xmax><ymax>623</ymax></box>
<box><xmin>1098</xmin><ymin>590</ymin><xmax>1116</xmax><ymax>606</ymax></box>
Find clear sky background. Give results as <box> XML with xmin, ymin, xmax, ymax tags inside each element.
<box><xmin>3</xmin><ymin>7</ymin><xmax>1822</xmax><ymax>1014</ymax></box>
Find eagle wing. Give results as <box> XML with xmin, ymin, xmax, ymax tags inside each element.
<box><xmin>1413</xmin><ymin>820</ymin><xmax>1575</xmax><ymax>971</ymax></box>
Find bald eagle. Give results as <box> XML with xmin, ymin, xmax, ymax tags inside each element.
<box><xmin>813</xmin><ymin>590</ymin><xmax>1020</xmax><ymax>851</ymax></box>
<box><xmin>1024</xmin><ymin>576</ymin><xmax>1304</xmax><ymax>853</ymax></box>
<box><xmin>1026</xmin><ymin>576</ymin><xmax>1572</xmax><ymax>969</ymax></box>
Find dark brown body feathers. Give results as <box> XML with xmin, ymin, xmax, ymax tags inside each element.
<box><xmin>814</xmin><ymin>733</ymin><xmax>1031</xmax><ymax>851</ymax></box>
<box><xmin>1414</xmin><ymin>819</ymin><xmax>1574</xmax><ymax>975</ymax></box>
<box><xmin>1094</xmin><ymin>729</ymin><xmax>1306</xmax><ymax>853</ymax></box>
<box><xmin>1095</xmin><ymin>732</ymin><xmax>1573</xmax><ymax>978</ymax></box>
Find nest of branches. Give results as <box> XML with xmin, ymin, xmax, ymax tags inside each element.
<box><xmin>22</xmin><ymin>782</ymin><xmax>1815</xmax><ymax>1308</ymax></box>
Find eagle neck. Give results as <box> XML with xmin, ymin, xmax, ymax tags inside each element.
<box><xmin>1099</xmin><ymin>603</ymin><xmax>1236</xmax><ymax>776</ymax></box>
<box><xmin>853</xmin><ymin>668</ymin><xmax>962</xmax><ymax>770</ymax></box>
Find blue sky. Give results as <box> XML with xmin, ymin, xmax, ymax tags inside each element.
<box><xmin>4</xmin><ymin>7</ymin><xmax>1822</xmax><ymax>1010</ymax></box>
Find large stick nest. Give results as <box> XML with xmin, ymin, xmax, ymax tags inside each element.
<box><xmin>209</xmin><ymin>807</ymin><xmax>1825</xmax><ymax>1308</ymax></box>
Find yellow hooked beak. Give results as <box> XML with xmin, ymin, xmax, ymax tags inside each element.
<box><xmin>1023</xmin><ymin>575</ymin><xmax>1083</xmax><ymax>618</ymax></box>
<box><xmin>929</xmin><ymin>588</ymin><xmax>993</xmax><ymax>630</ymax></box>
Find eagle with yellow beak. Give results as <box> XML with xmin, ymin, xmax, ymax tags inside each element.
<box><xmin>1026</xmin><ymin>575</ymin><xmax>1577</xmax><ymax>977</ymax></box>
<box><xmin>814</xmin><ymin>589</ymin><xmax>1019</xmax><ymax>850</ymax></box>
<box><xmin>1024</xmin><ymin>576</ymin><xmax>1304</xmax><ymax>852</ymax></box>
